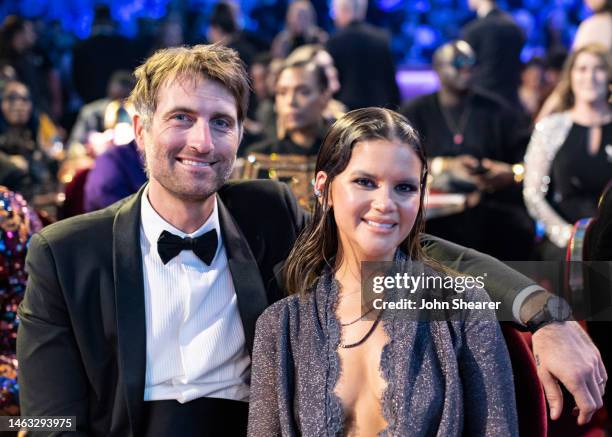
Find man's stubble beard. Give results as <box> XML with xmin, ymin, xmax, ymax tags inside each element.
<box><xmin>144</xmin><ymin>151</ymin><xmax>236</xmax><ymax>203</ymax></box>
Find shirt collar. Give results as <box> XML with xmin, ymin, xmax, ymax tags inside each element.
<box><xmin>140</xmin><ymin>185</ymin><xmax>221</xmax><ymax>257</ymax></box>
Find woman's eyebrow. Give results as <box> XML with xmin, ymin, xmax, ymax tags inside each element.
<box><xmin>348</xmin><ymin>170</ymin><xmax>420</xmax><ymax>183</ymax></box>
<box><xmin>348</xmin><ymin>170</ymin><xmax>377</xmax><ymax>179</ymax></box>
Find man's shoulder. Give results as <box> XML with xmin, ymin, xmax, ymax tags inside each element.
<box><xmin>481</xmin><ymin>9</ymin><xmax>523</xmax><ymax>36</ymax></box>
<box><xmin>244</xmin><ymin>137</ymin><xmax>277</xmax><ymax>155</ymax></box>
<box><xmin>401</xmin><ymin>92</ymin><xmax>437</xmax><ymax>115</ymax></box>
<box><xmin>471</xmin><ymin>87</ymin><xmax>510</xmax><ymax>110</ymax></box>
<box><xmin>331</xmin><ymin>22</ymin><xmax>387</xmax><ymax>44</ymax></box>
<box><xmin>219</xmin><ymin>179</ymin><xmax>294</xmax><ymax>207</ymax></box>
<box><xmin>462</xmin><ymin>15</ymin><xmax>482</xmax><ymax>35</ymax></box>
<box><xmin>463</xmin><ymin>9</ymin><xmax>519</xmax><ymax>34</ymax></box>
<box><xmin>357</xmin><ymin>22</ymin><xmax>387</xmax><ymax>38</ymax></box>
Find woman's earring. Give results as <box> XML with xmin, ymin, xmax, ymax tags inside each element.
<box><xmin>314</xmin><ymin>188</ymin><xmax>322</xmax><ymax>198</ymax></box>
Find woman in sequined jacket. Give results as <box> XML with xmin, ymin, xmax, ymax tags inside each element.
<box><xmin>524</xmin><ymin>44</ymin><xmax>612</xmax><ymax>259</ymax></box>
<box><xmin>247</xmin><ymin>108</ymin><xmax>518</xmax><ymax>436</ymax></box>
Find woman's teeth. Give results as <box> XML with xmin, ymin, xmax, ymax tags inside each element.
<box><xmin>366</xmin><ymin>220</ymin><xmax>394</xmax><ymax>229</ymax></box>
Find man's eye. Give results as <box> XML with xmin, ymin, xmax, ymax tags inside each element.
<box><xmin>354</xmin><ymin>178</ymin><xmax>375</xmax><ymax>188</ymax></box>
<box><xmin>396</xmin><ymin>183</ymin><xmax>419</xmax><ymax>193</ymax></box>
<box><xmin>212</xmin><ymin>118</ymin><xmax>231</xmax><ymax>129</ymax></box>
<box><xmin>173</xmin><ymin>114</ymin><xmax>191</xmax><ymax>122</ymax></box>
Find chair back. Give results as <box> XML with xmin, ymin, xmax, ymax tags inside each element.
<box><xmin>500</xmin><ymin>323</ymin><xmax>547</xmax><ymax>437</ymax></box>
<box><xmin>241</xmin><ymin>152</ymin><xmax>316</xmax><ymax>210</ymax></box>
<box><xmin>61</xmin><ymin>167</ymin><xmax>91</xmax><ymax>218</ymax></box>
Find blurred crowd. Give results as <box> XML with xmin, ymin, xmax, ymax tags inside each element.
<box><xmin>0</xmin><ymin>0</ymin><xmax>607</xmax><ymax>255</ymax></box>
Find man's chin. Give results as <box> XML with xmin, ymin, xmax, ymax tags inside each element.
<box><xmin>161</xmin><ymin>180</ymin><xmax>227</xmax><ymax>203</ymax></box>
<box><xmin>172</xmin><ymin>187</ymin><xmax>220</xmax><ymax>203</ymax></box>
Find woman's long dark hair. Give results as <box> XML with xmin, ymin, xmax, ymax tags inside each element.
<box><xmin>284</xmin><ymin>107</ymin><xmax>430</xmax><ymax>295</ymax></box>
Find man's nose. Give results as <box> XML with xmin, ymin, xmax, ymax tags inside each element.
<box><xmin>188</xmin><ymin>119</ymin><xmax>214</xmax><ymax>153</ymax></box>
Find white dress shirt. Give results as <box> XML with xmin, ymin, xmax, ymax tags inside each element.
<box><xmin>140</xmin><ymin>189</ymin><xmax>250</xmax><ymax>403</ymax></box>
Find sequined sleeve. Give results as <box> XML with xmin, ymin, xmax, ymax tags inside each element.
<box><xmin>247</xmin><ymin>302</ymin><xmax>284</xmax><ymax>436</ymax></box>
<box><xmin>458</xmin><ymin>287</ymin><xmax>519</xmax><ymax>436</ymax></box>
<box><xmin>523</xmin><ymin>112</ymin><xmax>574</xmax><ymax>248</ymax></box>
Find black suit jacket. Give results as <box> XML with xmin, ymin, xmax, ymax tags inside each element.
<box><xmin>17</xmin><ymin>179</ymin><xmax>537</xmax><ymax>436</ymax></box>
<box><xmin>326</xmin><ymin>21</ymin><xmax>400</xmax><ymax>110</ymax></box>
<box><xmin>462</xmin><ymin>8</ymin><xmax>525</xmax><ymax>105</ymax></box>
<box><xmin>17</xmin><ymin>180</ymin><xmax>306</xmax><ymax>436</ymax></box>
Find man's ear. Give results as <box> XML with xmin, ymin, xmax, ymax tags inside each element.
<box><xmin>237</xmin><ymin>121</ymin><xmax>244</xmax><ymax>144</ymax></box>
<box><xmin>314</xmin><ymin>171</ymin><xmax>331</xmax><ymax>207</ymax></box>
<box><xmin>133</xmin><ymin>113</ymin><xmax>147</xmax><ymax>153</ymax></box>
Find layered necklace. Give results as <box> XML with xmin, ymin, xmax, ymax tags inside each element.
<box><xmin>337</xmin><ymin>289</ymin><xmax>384</xmax><ymax>349</ymax></box>
<box><xmin>340</xmin><ymin>310</ymin><xmax>384</xmax><ymax>349</ymax></box>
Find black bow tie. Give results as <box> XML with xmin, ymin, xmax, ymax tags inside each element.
<box><xmin>157</xmin><ymin>229</ymin><xmax>218</xmax><ymax>265</ymax></box>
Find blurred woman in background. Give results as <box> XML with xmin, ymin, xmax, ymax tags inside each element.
<box><xmin>0</xmin><ymin>80</ymin><xmax>60</xmax><ymax>199</ymax></box>
<box><xmin>286</xmin><ymin>44</ymin><xmax>347</xmax><ymax>120</ymax></box>
<box><xmin>524</xmin><ymin>43</ymin><xmax>612</xmax><ymax>259</ymax></box>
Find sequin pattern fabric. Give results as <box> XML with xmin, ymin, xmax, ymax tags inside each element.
<box><xmin>523</xmin><ymin>112</ymin><xmax>575</xmax><ymax>248</ymax></box>
<box><xmin>247</xmin><ymin>266</ymin><xmax>518</xmax><ymax>436</ymax></box>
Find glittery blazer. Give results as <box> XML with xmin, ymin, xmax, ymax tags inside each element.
<box><xmin>247</xmin><ymin>266</ymin><xmax>519</xmax><ymax>437</ymax></box>
<box><xmin>523</xmin><ymin>112</ymin><xmax>574</xmax><ymax>248</ymax></box>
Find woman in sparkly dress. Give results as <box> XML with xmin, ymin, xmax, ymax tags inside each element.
<box><xmin>524</xmin><ymin>44</ymin><xmax>612</xmax><ymax>259</ymax></box>
<box><xmin>247</xmin><ymin>108</ymin><xmax>517</xmax><ymax>436</ymax></box>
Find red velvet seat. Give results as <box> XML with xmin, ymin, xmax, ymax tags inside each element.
<box><xmin>500</xmin><ymin>323</ymin><xmax>547</xmax><ymax>437</ymax></box>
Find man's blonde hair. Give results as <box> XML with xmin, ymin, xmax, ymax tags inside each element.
<box><xmin>128</xmin><ymin>44</ymin><xmax>250</xmax><ymax>126</ymax></box>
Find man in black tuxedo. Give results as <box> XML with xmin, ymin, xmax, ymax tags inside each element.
<box><xmin>17</xmin><ymin>44</ymin><xmax>606</xmax><ymax>436</ymax></box>
<box><xmin>326</xmin><ymin>0</ymin><xmax>400</xmax><ymax>110</ymax></box>
<box><xmin>462</xmin><ymin>0</ymin><xmax>525</xmax><ymax>106</ymax></box>
<box><xmin>19</xmin><ymin>44</ymin><xmax>301</xmax><ymax>436</ymax></box>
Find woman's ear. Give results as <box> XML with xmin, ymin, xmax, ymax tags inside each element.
<box><xmin>314</xmin><ymin>171</ymin><xmax>331</xmax><ymax>207</ymax></box>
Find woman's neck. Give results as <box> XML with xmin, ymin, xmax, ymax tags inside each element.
<box><xmin>334</xmin><ymin>249</ymin><xmax>397</xmax><ymax>296</ymax></box>
<box><xmin>571</xmin><ymin>100</ymin><xmax>612</xmax><ymax>126</ymax></box>
<box><xmin>335</xmin><ymin>256</ymin><xmax>362</xmax><ymax>296</ymax></box>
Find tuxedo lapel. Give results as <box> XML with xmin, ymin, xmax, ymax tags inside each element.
<box><xmin>113</xmin><ymin>185</ymin><xmax>147</xmax><ymax>436</ymax></box>
<box><xmin>217</xmin><ymin>196</ymin><xmax>270</xmax><ymax>354</ymax></box>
